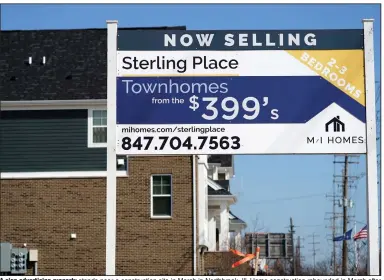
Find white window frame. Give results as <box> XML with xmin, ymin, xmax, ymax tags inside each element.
<box><xmin>88</xmin><ymin>108</ymin><xmax>107</xmax><ymax>148</ymax></box>
<box><xmin>150</xmin><ymin>174</ymin><xmax>173</xmax><ymax>219</ymax></box>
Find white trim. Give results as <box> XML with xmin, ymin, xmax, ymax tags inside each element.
<box><xmin>230</xmin><ymin>221</ymin><xmax>247</xmax><ymax>227</ymax></box>
<box><xmin>229</xmin><ymin>223</ymin><xmax>247</xmax><ymax>232</ymax></box>
<box><xmin>150</xmin><ymin>174</ymin><xmax>173</xmax><ymax>219</ymax></box>
<box><xmin>1</xmin><ymin>99</ymin><xmax>107</xmax><ymax>111</ymax></box>
<box><xmin>88</xmin><ymin>108</ymin><xmax>108</xmax><ymax>148</ymax></box>
<box><xmin>197</xmin><ymin>155</ymin><xmax>209</xmax><ymax>249</ymax></box>
<box><xmin>150</xmin><ymin>216</ymin><xmax>172</xmax><ymax>220</ymax></box>
<box><xmin>1</xmin><ymin>170</ymin><xmax>128</xmax><ymax>179</ymax></box>
<box><xmin>197</xmin><ymin>155</ymin><xmax>210</xmax><ymax>169</ymax></box>
<box><xmin>217</xmin><ymin>166</ymin><xmax>234</xmax><ymax>180</ymax></box>
<box><xmin>219</xmin><ymin>201</ymin><xmax>230</xmax><ymax>251</ymax></box>
<box><xmin>207</xmin><ymin>178</ymin><xmax>225</xmax><ymax>191</ymax></box>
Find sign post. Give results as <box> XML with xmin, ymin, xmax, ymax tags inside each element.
<box><xmin>106</xmin><ymin>20</ymin><xmax>118</xmax><ymax>276</ymax></box>
<box><xmin>107</xmin><ymin>20</ymin><xmax>379</xmax><ymax>275</ymax></box>
<box><xmin>362</xmin><ymin>19</ymin><xmax>379</xmax><ymax>276</ymax></box>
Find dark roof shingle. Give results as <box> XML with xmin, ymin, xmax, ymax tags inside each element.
<box><xmin>215</xmin><ymin>180</ymin><xmax>230</xmax><ymax>191</ymax></box>
<box><xmin>208</xmin><ymin>155</ymin><xmax>233</xmax><ymax>167</ymax></box>
<box><xmin>0</xmin><ymin>26</ymin><xmax>186</xmax><ymax>101</ymax></box>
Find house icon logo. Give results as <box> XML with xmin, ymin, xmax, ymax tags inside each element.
<box><xmin>325</xmin><ymin>116</ymin><xmax>345</xmax><ymax>132</ymax></box>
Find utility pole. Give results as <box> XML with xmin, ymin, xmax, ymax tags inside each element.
<box><xmin>332</xmin><ymin>186</ymin><xmax>337</xmax><ymax>275</ymax></box>
<box><xmin>342</xmin><ymin>155</ymin><xmax>349</xmax><ymax>276</ymax></box>
<box><xmin>308</xmin><ymin>233</ymin><xmax>320</xmax><ymax>275</ymax></box>
<box><xmin>331</xmin><ymin>154</ymin><xmax>360</xmax><ymax>276</ymax></box>
<box><xmin>325</xmin><ymin>174</ymin><xmax>342</xmax><ymax>275</ymax></box>
<box><xmin>325</xmin><ymin>155</ymin><xmax>344</xmax><ymax>275</ymax></box>
<box><xmin>295</xmin><ymin>236</ymin><xmax>305</xmax><ymax>275</ymax></box>
<box><xmin>289</xmin><ymin>217</ymin><xmax>296</xmax><ymax>276</ymax></box>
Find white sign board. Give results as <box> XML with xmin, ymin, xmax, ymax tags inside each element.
<box><xmin>105</xmin><ymin>21</ymin><xmax>379</xmax><ymax>276</ymax></box>
<box><xmin>115</xmin><ymin>30</ymin><xmax>367</xmax><ymax>155</ymax></box>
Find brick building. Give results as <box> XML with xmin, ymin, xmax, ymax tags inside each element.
<box><xmin>0</xmin><ymin>27</ymin><xmax>246</xmax><ymax>275</ymax></box>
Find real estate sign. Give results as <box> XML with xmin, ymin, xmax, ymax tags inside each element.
<box><xmin>108</xmin><ymin>21</ymin><xmax>378</xmax><ymax>276</ymax></box>
<box><xmin>115</xmin><ymin>29</ymin><xmax>366</xmax><ymax>155</ymax></box>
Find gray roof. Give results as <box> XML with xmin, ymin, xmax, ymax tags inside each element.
<box><xmin>215</xmin><ymin>180</ymin><xmax>230</xmax><ymax>191</ymax></box>
<box><xmin>229</xmin><ymin>211</ymin><xmax>246</xmax><ymax>225</ymax></box>
<box><xmin>207</xmin><ymin>178</ymin><xmax>232</xmax><ymax>196</ymax></box>
<box><xmin>208</xmin><ymin>185</ymin><xmax>232</xmax><ymax>196</ymax></box>
<box><xmin>208</xmin><ymin>155</ymin><xmax>233</xmax><ymax>167</ymax></box>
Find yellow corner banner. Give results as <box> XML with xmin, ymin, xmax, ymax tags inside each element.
<box><xmin>286</xmin><ymin>50</ymin><xmax>365</xmax><ymax>106</ymax></box>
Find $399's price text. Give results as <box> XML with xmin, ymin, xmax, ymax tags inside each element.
<box><xmin>120</xmin><ymin>136</ymin><xmax>241</xmax><ymax>151</ymax></box>
<box><xmin>188</xmin><ymin>95</ymin><xmax>279</xmax><ymax>121</ymax></box>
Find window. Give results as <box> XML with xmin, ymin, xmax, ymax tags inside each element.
<box><xmin>88</xmin><ymin>109</ymin><xmax>107</xmax><ymax>147</ymax></box>
<box><xmin>151</xmin><ymin>175</ymin><xmax>172</xmax><ymax>218</ymax></box>
<box><xmin>218</xmin><ymin>173</ymin><xmax>226</xmax><ymax>180</ymax></box>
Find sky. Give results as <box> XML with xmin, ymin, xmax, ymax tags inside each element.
<box><xmin>1</xmin><ymin>3</ymin><xmax>381</xmax><ymax>265</ymax></box>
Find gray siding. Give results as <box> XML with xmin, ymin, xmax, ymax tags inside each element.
<box><xmin>0</xmin><ymin>109</ymin><xmax>124</xmax><ymax>172</ymax></box>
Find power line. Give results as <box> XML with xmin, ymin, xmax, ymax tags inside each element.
<box><xmin>248</xmin><ymin>193</ymin><xmax>325</xmax><ymax>204</ymax></box>
<box><xmin>296</xmin><ymin>224</ymin><xmax>323</xmax><ymax>228</ymax></box>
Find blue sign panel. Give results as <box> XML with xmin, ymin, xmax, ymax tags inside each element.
<box><xmin>117</xmin><ymin>30</ymin><xmax>364</xmax><ymax>51</ymax></box>
<box><xmin>116</xmin><ymin>76</ymin><xmax>365</xmax><ymax>125</ymax></box>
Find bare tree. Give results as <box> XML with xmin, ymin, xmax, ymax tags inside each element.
<box><xmin>356</xmin><ymin>243</ymin><xmax>368</xmax><ymax>276</ymax></box>
<box><xmin>251</xmin><ymin>213</ymin><xmax>266</xmax><ymax>233</ymax></box>
<box><xmin>298</xmin><ymin>258</ymin><xmax>345</xmax><ymax>276</ymax></box>
<box><xmin>315</xmin><ymin>259</ymin><xmax>332</xmax><ymax>275</ymax></box>
<box><xmin>268</xmin><ymin>259</ymin><xmax>293</xmax><ymax>275</ymax></box>
<box><xmin>343</xmin><ymin>240</ymin><xmax>368</xmax><ymax>276</ymax></box>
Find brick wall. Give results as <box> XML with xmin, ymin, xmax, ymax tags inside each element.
<box><xmin>0</xmin><ymin>156</ymin><xmax>194</xmax><ymax>275</ymax></box>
